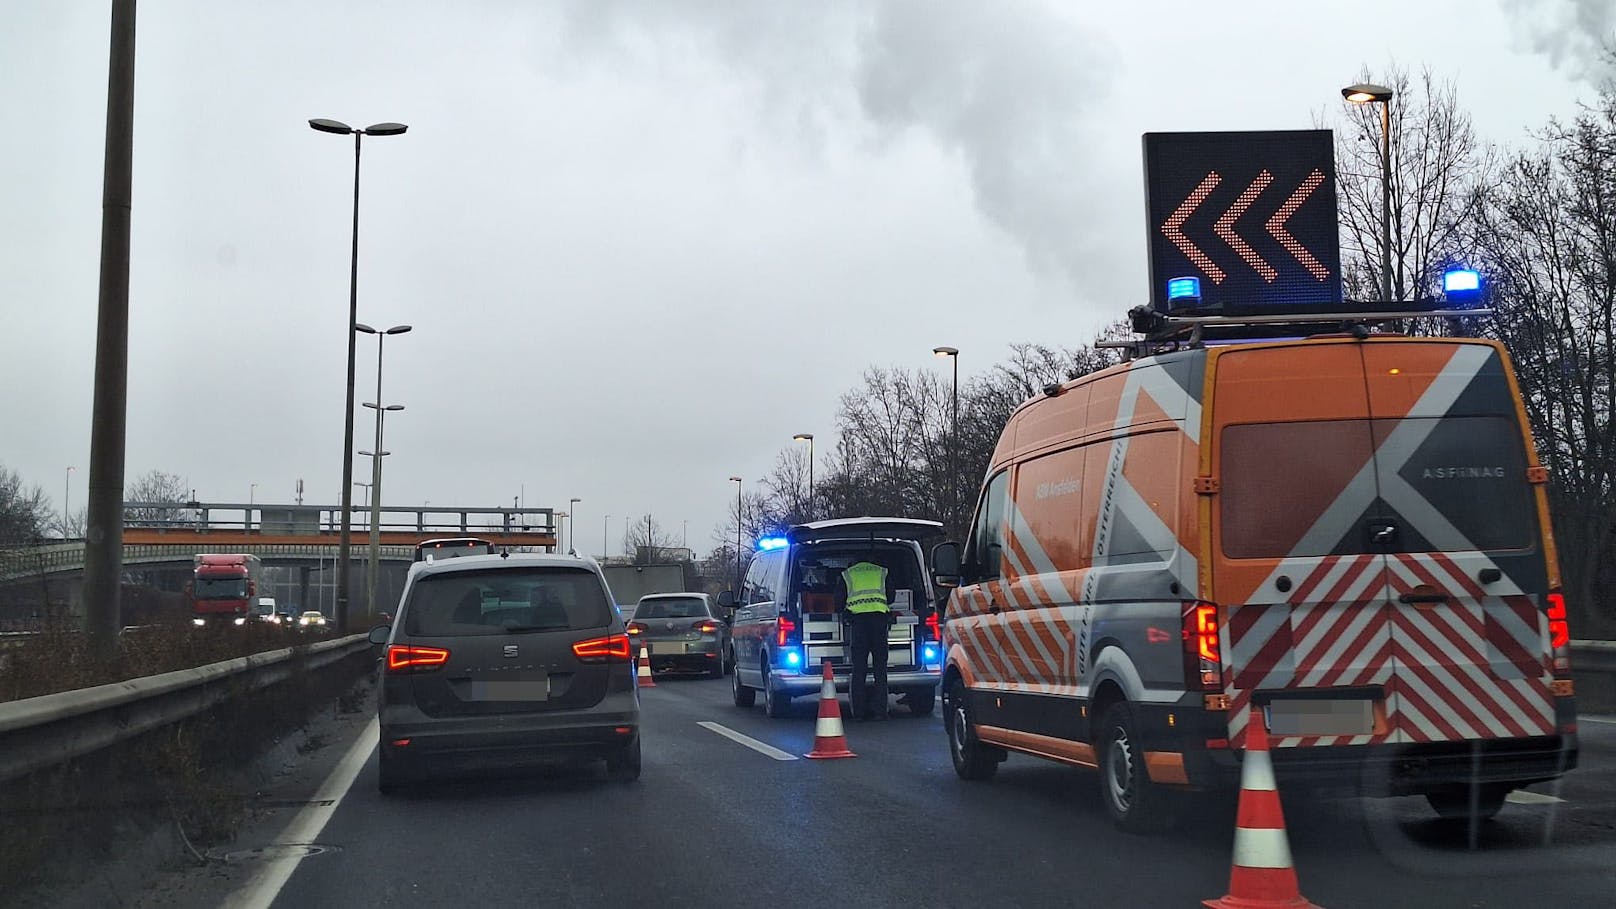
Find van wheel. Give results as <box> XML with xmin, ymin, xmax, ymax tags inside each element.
<box><xmin>764</xmin><ymin>663</ymin><xmax>791</xmax><ymax>718</ymax></box>
<box><xmin>1426</xmin><ymin>785</ymin><xmax>1509</xmax><ymax>821</ymax></box>
<box><xmin>946</xmin><ymin>679</ymin><xmax>999</xmax><ymax>781</ymax></box>
<box><xmin>908</xmin><ymin>691</ymin><xmax>936</xmax><ymax>717</ymax></box>
<box><xmin>731</xmin><ymin>659</ymin><xmax>756</xmax><ymax>708</ymax></box>
<box><xmin>606</xmin><ymin>736</ymin><xmax>641</xmax><ymax>783</ymax></box>
<box><xmin>1098</xmin><ymin>702</ymin><xmax>1170</xmax><ymax>833</ymax></box>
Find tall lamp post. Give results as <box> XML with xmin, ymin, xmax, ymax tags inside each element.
<box><xmin>569</xmin><ymin>497</ymin><xmax>582</xmax><ymax>554</ymax></box>
<box><xmin>309</xmin><ymin>116</ymin><xmax>408</xmax><ymax>634</ymax></box>
<box><xmin>792</xmin><ymin>433</ymin><xmax>814</xmax><ymax>520</ymax></box>
<box><xmin>248</xmin><ymin>483</ymin><xmax>258</xmax><ymax>533</ymax></box>
<box><xmin>729</xmin><ymin>476</ymin><xmax>744</xmax><ymax>599</ymax></box>
<box><xmin>1341</xmin><ymin>83</ymin><xmax>1395</xmax><ymax>303</ymax></box>
<box><xmin>356</xmin><ymin>322</ymin><xmax>411</xmax><ymax>618</ymax></box>
<box><xmin>603</xmin><ymin>513</ymin><xmax>611</xmax><ymax>559</ymax></box>
<box><xmin>933</xmin><ymin>346</ymin><xmax>960</xmax><ymax>536</ymax></box>
<box><xmin>64</xmin><ymin>466</ymin><xmax>74</xmax><ymax>540</ymax></box>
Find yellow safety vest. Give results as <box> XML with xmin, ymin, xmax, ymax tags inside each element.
<box><xmin>843</xmin><ymin>562</ymin><xmax>890</xmax><ymax>614</ymax></box>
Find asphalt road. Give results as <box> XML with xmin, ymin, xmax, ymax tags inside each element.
<box><xmin>236</xmin><ymin>675</ymin><xmax>1614</xmax><ymax>909</ymax></box>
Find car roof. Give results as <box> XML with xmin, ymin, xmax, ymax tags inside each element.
<box><xmin>409</xmin><ymin>552</ymin><xmax>604</xmax><ymax>580</ymax></box>
<box><xmin>788</xmin><ymin>517</ymin><xmax>943</xmax><ymax>543</ymax></box>
<box><xmin>637</xmin><ymin>592</ymin><xmax>706</xmax><ymax>601</ymax></box>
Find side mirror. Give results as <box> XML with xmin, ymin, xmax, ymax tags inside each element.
<box><xmin>367</xmin><ymin>625</ymin><xmax>391</xmax><ymax>645</ymax></box>
<box><xmin>931</xmin><ymin>541</ymin><xmax>962</xmax><ymax>588</ymax></box>
<box><xmin>717</xmin><ymin>590</ymin><xmax>736</xmax><ymax>609</ymax></box>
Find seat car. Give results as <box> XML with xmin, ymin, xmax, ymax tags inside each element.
<box><xmin>368</xmin><ymin>552</ymin><xmax>640</xmax><ymax>792</ymax></box>
<box><xmin>627</xmin><ymin>592</ymin><xmax>731</xmax><ymax>677</ymax></box>
<box><xmin>934</xmin><ymin>335</ymin><xmax>1578</xmax><ymax>831</ymax></box>
<box><xmin>727</xmin><ymin>518</ymin><xmax>945</xmax><ymax>718</ymax></box>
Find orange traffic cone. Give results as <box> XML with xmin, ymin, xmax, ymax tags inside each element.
<box><xmin>1203</xmin><ymin>720</ymin><xmax>1321</xmax><ymax>909</ymax></box>
<box><xmin>636</xmin><ymin>645</ymin><xmax>656</xmax><ymax>688</ymax></box>
<box><xmin>804</xmin><ymin>659</ymin><xmax>855</xmax><ymax>760</ymax></box>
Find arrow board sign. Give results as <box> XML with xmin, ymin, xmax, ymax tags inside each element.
<box><xmin>1143</xmin><ymin>130</ymin><xmax>1342</xmax><ymax>315</ymax></box>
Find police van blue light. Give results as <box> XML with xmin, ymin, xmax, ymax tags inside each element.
<box><xmin>756</xmin><ymin>536</ymin><xmax>789</xmax><ymax>551</ymax></box>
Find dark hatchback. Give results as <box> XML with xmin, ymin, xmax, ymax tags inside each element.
<box><xmin>369</xmin><ymin>554</ymin><xmax>641</xmax><ymax>792</ymax></box>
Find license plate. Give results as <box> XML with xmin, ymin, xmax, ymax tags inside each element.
<box><xmin>652</xmin><ymin>642</ymin><xmax>685</xmax><ymax>655</ymax></box>
<box><xmin>469</xmin><ymin>678</ymin><xmax>549</xmax><ymax>701</ymax></box>
<box><xmin>1264</xmin><ymin>699</ymin><xmax>1373</xmax><ymax>736</ymax></box>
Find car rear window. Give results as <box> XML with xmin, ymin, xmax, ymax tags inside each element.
<box><xmin>634</xmin><ymin>597</ymin><xmax>708</xmax><ymax>619</ymax></box>
<box><xmin>403</xmin><ymin>567</ymin><xmax>613</xmax><ymax>636</ymax></box>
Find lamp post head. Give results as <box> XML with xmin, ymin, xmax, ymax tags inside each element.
<box><xmin>728</xmin><ymin>476</ymin><xmax>742</xmax><ymax>484</ymax></box>
<box><xmin>385</xmin><ymin>324</ymin><xmax>413</xmax><ymax>335</ymax></box>
<box><xmin>355</xmin><ymin>322</ymin><xmax>377</xmax><ymax>335</ymax></box>
<box><xmin>792</xmin><ymin>433</ymin><xmax>813</xmax><ymax>442</ymax></box>
<box><xmin>359</xmin><ymin>450</ymin><xmax>391</xmax><ymax>457</ymax></box>
<box><xmin>309</xmin><ymin>118</ymin><xmax>354</xmax><ymax>135</ymax></box>
<box><xmin>1341</xmin><ymin>83</ymin><xmax>1394</xmax><ymax>104</ymax></box>
<box><xmin>363</xmin><ymin>122</ymin><xmax>409</xmax><ymax>136</ymax></box>
<box><xmin>933</xmin><ymin>346</ymin><xmax>959</xmax><ymax>358</ymax></box>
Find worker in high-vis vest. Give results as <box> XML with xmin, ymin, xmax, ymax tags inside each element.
<box><xmin>842</xmin><ymin>560</ymin><xmax>892</xmax><ymax>720</ymax></box>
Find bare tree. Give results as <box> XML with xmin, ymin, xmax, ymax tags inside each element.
<box><xmin>1467</xmin><ymin>85</ymin><xmax>1616</xmax><ymax>635</ymax></box>
<box><xmin>622</xmin><ymin>515</ymin><xmax>682</xmax><ymax>565</ymax></box>
<box><xmin>0</xmin><ymin>465</ymin><xmax>53</xmax><ymax>545</ymax></box>
<box><xmin>1331</xmin><ymin>66</ymin><xmax>1490</xmax><ymax>306</ymax></box>
<box><xmin>124</xmin><ymin>470</ymin><xmax>195</xmax><ymax>528</ymax></box>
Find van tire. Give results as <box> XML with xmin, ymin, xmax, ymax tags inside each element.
<box><xmin>907</xmin><ymin>691</ymin><xmax>937</xmax><ymax>717</ymax></box>
<box><xmin>1425</xmin><ymin>785</ymin><xmax>1509</xmax><ymax>821</ymax></box>
<box><xmin>764</xmin><ymin>663</ymin><xmax>791</xmax><ymax>718</ymax></box>
<box><xmin>946</xmin><ymin>679</ymin><xmax>999</xmax><ymax>781</ymax></box>
<box><xmin>1097</xmin><ymin>702</ymin><xmax>1170</xmax><ymax>833</ymax></box>
<box><xmin>732</xmin><ymin>661</ymin><xmax>756</xmax><ymax>707</ymax></box>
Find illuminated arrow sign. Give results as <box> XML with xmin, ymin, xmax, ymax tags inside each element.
<box><xmin>1143</xmin><ymin>130</ymin><xmax>1342</xmax><ymax>315</ymax></box>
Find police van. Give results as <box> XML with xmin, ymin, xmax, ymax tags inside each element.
<box><xmin>725</xmin><ymin>518</ymin><xmax>946</xmax><ymax>718</ymax></box>
<box><xmin>932</xmin><ymin>323</ymin><xmax>1579</xmax><ymax>831</ymax></box>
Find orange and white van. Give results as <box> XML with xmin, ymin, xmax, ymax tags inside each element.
<box><xmin>931</xmin><ymin>334</ymin><xmax>1579</xmax><ymax>831</ymax></box>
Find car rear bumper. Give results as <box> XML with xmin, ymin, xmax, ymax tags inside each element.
<box><xmin>380</xmin><ymin>707</ymin><xmax>640</xmax><ymax>769</ymax></box>
<box><xmin>770</xmin><ymin>668</ymin><xmax>940</xmax><ymax>698</ymax></box>
<box><xmin>637</xmin><ymin>637</ymin><xmax>723</xmax><ymax>671</ymax></box>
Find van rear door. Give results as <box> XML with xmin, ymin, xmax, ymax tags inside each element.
<box><xmin>1359</xmin><ymin>341</ymin><xmax>1557</xmax><ymax>744</ymax></box>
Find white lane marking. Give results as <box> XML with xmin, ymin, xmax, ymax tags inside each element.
<box><xmin>697</xmin><ymin>721</ymin><xmax>799</xmax><ymax>761</ymax></box>
<box><xmin>1506</xmin><ymin>790</ymin><xmax>1566</xmax><ymax>805</ymax></box>
<box><xmin>224</xmin><ymin>718</ymin><xmax>379</xmax><ymax>909</ymax></box>
<box><xmin>1580</xmin><ymin>715</ymin><xmax>1616</xmax><ymax>725</ymax></box>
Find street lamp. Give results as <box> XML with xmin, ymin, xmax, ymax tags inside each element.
<box><xmin>356</xmin><ymin>322</ymin><xmax>411</xmax><ymax>618</ymax></box>
<box><xmin>569</xmin><ymin>497</ymin><xmax>582</xmax><ymax>555</ymax></box>
<box><xmin>64</xmin><ymin>467</ymin><xmax>74</xmax><ymax>540</ymax></box>
<box><xmin>249</xmin><ymin>483</ymin><xmax>258</xmax><ymax>533</ymax></box>
<box><xmin>603</xmin><ymin>513</ymin><xmax>611</xmax><ymax>559</ymax></box>
<box><xmin>309</xmin><ymin>116</ymin><xmax>408</xmax><ymax>634</ymax></box>
<box><xmin>934</xmin><ymin>346</ymin><xmax>960</xmax><ymax>536</ymax></box>
<box><xmin>362</xmin><ymin>400</ymin><xmax>404</xmax><ymax>617</ymax></box>
<box><xmin>729</xmin><ymin>476</ymin><xmax>743</xmax><ymax>600</ymax></box>
<box><xmin>792</xmin><ymin>433</ymin><xmax>814</xmax><ymax>520</ymax></box>
<box><xmin>353</xmin><ymin>481</ymin><xmax>372</xmax><ymax>527</ymax></box>
<box><xmin>1341</xmin><ymin>83</ymin><xmax>1395</xmax><ymax>304</ymax></box>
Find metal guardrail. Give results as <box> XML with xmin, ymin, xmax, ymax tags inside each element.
<box><xmin>0</xmin><ymin>633</ymin><xmax>370</xmax><ymax>784</ymax></box>
<box><xmin>0</xmin><ymin>543</ymin><xmax>417</xmax><ymax>584</ymax></box>
<box><xmin>1572</xmin><ymin>639</ymin><xmax>1616</xmax><ymax>674</ymax></box>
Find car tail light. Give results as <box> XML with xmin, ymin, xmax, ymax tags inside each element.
<box><xmin>1546</xmin><ymin>591</ymin><xmax>1571</xmax><ymax>674</ymax></box>
<box><xmin>573</xmin><ymin>633</ymin><xmax>632</xmax><ymax>663</ymax></box>
<box><xmin>777</xmin><ymin>615</ymin><xmax>799</xmax><ymax>647</ymax></box>
<box><xmin>387</xmin><ymin>644</ymin><xmax>450</xmax><ymax>672</ymax></box>
<box><xmin>1181</xmin><ymin>601</ymin><xmax>1222</xmax><ymax>690</ymax></box>
<box><xmin>694</xmin><ymin>620</ymin><xmax>722</xmax><ymax>634</ymax></box>
<box><xmin>626</xmin><ymin>621</ymin><xmax>646</xmax><ymax>636</ymax></box>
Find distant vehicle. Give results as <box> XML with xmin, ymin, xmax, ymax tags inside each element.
<box><xmin>628</xmin><ymin>592</ymin><xmax>731</xmax><ymax>678</ymax></box>
<box><xmin>370</xmin><ymin>552</ymin><xmax>640</xmax><ymax>793</ymax></box>
<box><xmin>297</xmin><ymin>611</ymin><xmax>328</xmax><ymax>630</ymax></box>
<box><xmin>726</xmin><ymin>518</ymin><xmax>944</xmax><ymax>718</ymax></box>
<box><xmin>935</xmin><ymin>335</ymin><xmax>1579</xmax><ymax>831</ymax></box>
<box><xmin>251</xmin><ymin>597</ymin><xmax>281</xmax><ymax>625</ymax></box>
<box><xmin>188</xmin><ymin>554</ymin><xmax>264</xmax><ymax>627</ymax></box>
<box><xmin>414</xmin><ymin>537</ymin><xmax>495</xmax><ymax>562</ymax></box>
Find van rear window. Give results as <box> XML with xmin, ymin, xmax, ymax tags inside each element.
<box><xmin>404</xmin><ymin>568</ymin><xmax>612</xmax><ymax>636</ymax></box>
<box><xmin>1221</xmin><ymin>417</ymin><xmax>1535</xmax><ymax>558</ymax></box>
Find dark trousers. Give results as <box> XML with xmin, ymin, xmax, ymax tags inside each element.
<box><xmin>848</xmin><ymin>611</ymin><xmax>890</xmax><ymax>718</ymax></box>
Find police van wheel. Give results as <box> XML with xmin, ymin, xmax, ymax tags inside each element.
<box><xmin>1425</xmin><ymin>785</ymin><xmax>1509</xmax><ymax>821</ymax></box>
<box><xmin>907</xmin><ymin>691</ymin><xmax>936</xmax><ymax>717</ymax></box>
<box><xmin>764</xmin><ymin>664</ymin><xmax>791</xmax><ymax>718</ymax></box>
<box><xmin>946</xmin><ymin>679</ymin><xmax>999</xmax><ymax>781</ymax></box>
<box><xmin>1098</xmin><ymin>702</ymin><xmax>1169</xmax><ymax>833</ymax></box>
<box><xmin>731</xmin><ymin>660</ymin><xmax>756</xmax><ymax>708</ymax></box>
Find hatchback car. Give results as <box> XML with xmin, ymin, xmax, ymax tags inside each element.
<box><xmin>627</xmin><ymin>592</ymin><xmax>731</xmax><ymax>678</ymax></box>
<box><xmin>369</xmin><ymin>553</ymin><xmax>641</xmax><ymax>792</ymax></box>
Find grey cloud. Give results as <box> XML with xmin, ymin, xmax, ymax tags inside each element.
<box><xmin>1503</xmin><ymin>0</ymin><xmax>1616</xmax><ymax>82</ymax></box>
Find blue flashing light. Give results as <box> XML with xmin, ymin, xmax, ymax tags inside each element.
<box><xmin>756</xmin><ymin>536</ymin><xmax>789</xmax><ymax>551</ymax></box>
<box><xmin>1167</xmin><ymin>276</ymin><xmax>1202</xmax><ymax>302</ymax></box>
<box><xmin>784</xmin><ymin>649</ymin><xmax>801</xmax><ymax>667</ymax></box>
<box><xmin>921</xmin><ymin>644</ymin><xmax>940</xmax><ymax>665</ymax></box>
<box><xmin>1443</xmin><ymin>268</ymin><xmax>1481</xmax><ymax>294</ymax></box>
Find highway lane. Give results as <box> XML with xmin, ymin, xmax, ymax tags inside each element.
<box><xmin>252</xmin><ymin>675</ymin><xmax>1614</xmax><ymax>908</ymax></box>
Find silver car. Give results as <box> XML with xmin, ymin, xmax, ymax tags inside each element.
<box><xmin>369</xmin><ymin>553</ymin><xmax>641</xmax><ymax>793</ymax></box>
<box><xmin>626</xmin><ymin>592</ymin><xmax>732</xmax><ymax>678</ymax></box>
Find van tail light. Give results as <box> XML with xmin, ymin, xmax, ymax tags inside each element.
<box><xmin>777</xmin><ymin>615</ymin><xmax>800</xmax><ymax>647</ymax></box>
<box><xmin>387</xmin><ymin>644</ymin><xmax>450</xmax><ymax>672</ymax></box>
<box><xmin>925</xmin><ymin>612</ymin><xmax>941</xmax><ymax>641</ymax></box>
<box><xmin>694</xmin><ymin>621</ymin><xmax>722</xmax><ymax>634</ymax></box>
<box><xmin>1181</xmin><ymin>601</ymin><xmax>1222</xmax><ymax>690</ymax></box>
<box><xmin>1546</xmin><ymin>592</ymin><xmax>1572</xmax><ymax>676</ymax></box>
<box><xmin>572</xmin><ymin>634</ymin><xmax>633</xmax><ymax>663</ymax></box>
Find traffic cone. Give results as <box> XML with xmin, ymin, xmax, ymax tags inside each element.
<box><xmin>636</xmin><ymin>645</ymin><xmax>656</xmax><ymax>688</ymax></box>
<box><xmin>804</xmin><ymin>659</ymin><xmax>855</xmax><ymax>760</ymax></box>
<box><xmin>1203</xmin><ymin>720</ymin><xmax>1321</xmax><ymax>909</ymax></box>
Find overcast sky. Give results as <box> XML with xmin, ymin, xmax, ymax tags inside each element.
<box><xmin>1</xmin><ymin>1</ymin><xmax>1608</xmax><ymax>555</ymax></box>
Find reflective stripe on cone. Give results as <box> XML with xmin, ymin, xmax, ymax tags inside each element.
<box><xmin>637</xmin><ymin>646</ymin><xmax>656</xmax><ymax>688</ymax></box>
<box><xmin>1203</xmin><ymin>721</ymin><xmax>1321</xmax><ymax>909</ymax></box>
<box><xmin>804</xmin><ymin>659</ymin><xmax>855</xmax><ymax>760</ymax></box>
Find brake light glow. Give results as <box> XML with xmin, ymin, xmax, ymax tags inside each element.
<box><xmin>572</xmin><ymin>633</ymin><xmax>633</xmax><ymax>662</ymax></box>
<box><xmin>1547</xmin><ymin>592</ymin><xmax>1570</xmax><ymax>650</ymax></box>
<box><xmin>626</xmin><ymin>622</ymin><xmax>646</xmax><ymax>636</ymax></box>
<box><xmin>925</xmin><ymin>612</ymin><xmax>941</xmax><ymax>640</ymax></box>
<box><xmin>695</xmin><ymin>621</ymin><xmax>721</xmax><ymax>634</ymax></box>
<box><xmin>1182</xmin><ymin>602</ymin><xmax>1222</xmax><ymax>690</ymax></box>
<box><xmin>386</xmin><ymin>644</ymin><xmax>450</xmax><ymax>672</ymax></box>
<box><xmin>777</xmin><ymin>616</ymin><xmax>798</xmax><ymax>647</ymax></box>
